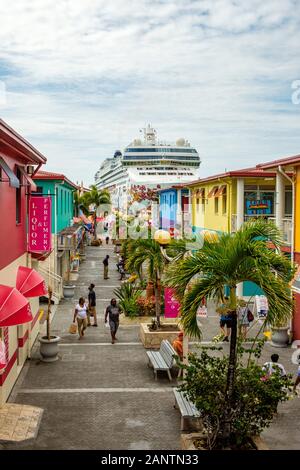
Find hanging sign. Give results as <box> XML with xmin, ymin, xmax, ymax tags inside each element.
<box><xmin>28</xmin><ymin>196</ymin><xmax>52</xmax><ymax>252</ymax></box>
<box><xmin>255</xmin><ymin>295</ymin><xmax>269</xmax><ymax>319</ymax></box>
<box><xmin>164</xmin><ymin>288</ymin><xmax>180</xmax><ymax>318</ymax></box>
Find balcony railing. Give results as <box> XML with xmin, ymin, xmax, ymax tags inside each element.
<box><xmin>231</xmin><ymin>214</ymin><xmax>292</xmax><ymax>245</ymax></box>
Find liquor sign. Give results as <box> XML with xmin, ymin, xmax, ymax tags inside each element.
<box><xmin>164</xmin><ymin>287</ymin><xmax>180</xmax><ymax>318</ymax></box>
<box><xmin>28</xmin><ymin>196</ymin><xmax>52</xmax><ymax>252</ymax></box>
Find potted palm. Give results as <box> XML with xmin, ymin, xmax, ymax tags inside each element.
<box><xmin>270</xmin><ymin>321</ymin><xmax>290</xmax><ymax>348</ymax></box>
<box><xmin>63</xmin><ymin>255</ymin><xmax>75</xmax><ymax>298</ymax></box>
<box><xmin>166</xmin><ymin>219</ymin><xmax>294</xmax><ymax>449</ymax></box>
<box><xmin>39</xmin><ymin>287</ymin><xmax>60</xmax><ymax>362</ymax></box>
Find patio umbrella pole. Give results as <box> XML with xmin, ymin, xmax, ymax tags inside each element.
<box><xmin>47</xmin><ymin>286</ymin><xmax>52</xmax><ymax>341</ymax></box>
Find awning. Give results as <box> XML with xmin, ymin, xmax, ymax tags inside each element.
<box><xmin>196</xmin><ymin>188</ymin><xmax>205</xmax><ymax>198</ymax></box>
<box><xmin>0</xmin><ymin>156</ymin><xmax>20</xmax><ymax>188</ymax></box>
<box><xmin>16</xmin><ymin>266</ymin><xmax>47</xmax><ymax>298</ymax></box>
<box><xmin>207</xmin><ymin>186</ymin><xmax>219</xmax><ymax>198</ymax></box>
<box><xmin>215</xmin><ymin>185</ymin><xmax>227</xmax><ymax>197</ymax></box>
<box><xmin>17</xmin><ymin>166</ymin><xmax>37</xmax><ymax>192</ymax></box>
<box><xmin>0</xmin><ymin>285</ymin><xmax>33</xmax><ymax>327</ymax></box>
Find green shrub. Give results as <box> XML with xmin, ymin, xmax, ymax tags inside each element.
<box><xmin>114</xmin><ymin>283</ymin><xmax>142</xmax><ymax>317</ymax></box>
<box><xmin>179</xmin><ymin>340</ymin><xmax>293</xmax><ymax>449</ymax></box>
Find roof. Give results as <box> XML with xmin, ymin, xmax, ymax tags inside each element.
<box><xmin>257</xmin><ymin>154</ymin><xmax>300</xmax><ymax>170</ymax></box>
<box><xmin>0</xmin><ymin>119</ymin><xmax>47</xmax><ymax>164</ymax></box>
<box><xmin>185</xmin><ymin>167</ymin><xmax>277</xmax><ymax>187</ymax></box>
<box><xmin>33</xmin><ymin>170</ymin><xmax>78</xmax><ymax>190</ymax></box>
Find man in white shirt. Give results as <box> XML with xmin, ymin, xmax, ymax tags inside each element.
<box><xmin>263</xmin><ymin>353</ymin><xmax>287</xmax><ymax>378</ymax></box>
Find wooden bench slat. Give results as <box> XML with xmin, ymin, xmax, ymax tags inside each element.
<box><xmin>173</xmin><ymin>389</ymin><xmax>200</xmax><ymax>418</ymax></box>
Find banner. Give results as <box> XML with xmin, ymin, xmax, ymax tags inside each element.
<box><xmin>28</xmin><ymin>196</ymin><xmax>52</xmax><ymax>252</ymax></box>
<box><xmin>164</xmin><ymin>287</ymin><xmax>180</xmax><ymax>318</ymax></box>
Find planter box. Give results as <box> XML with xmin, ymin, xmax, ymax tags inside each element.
<box><xmin>140</xmin><ymin>322</ymin><xmax>181</xmax><ymax>349</ymax></box>
<box><xmin>181</xmin><ymin>433</ymin><xmax>268</xmax><ymax>450</ymax></box>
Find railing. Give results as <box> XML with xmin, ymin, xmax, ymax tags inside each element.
<box><xmin>57</xmin><ymin>235</ymin><xmax>76</xmax><ymax>250</ymax></box>
<box><xmin>268</xmin><ymin>217</ymin><xmax>293</xmax><ymax>245</ymax></box>
<box><xmin>38</xmin><ymin>265</ymin><xmax>63</xmax><ymax>300</ymax></box>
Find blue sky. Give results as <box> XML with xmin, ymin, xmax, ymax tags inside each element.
<box><xmin>0</xmin><ymin>0</ymin><xmax>300</xmax><ymax>185</ymax></box>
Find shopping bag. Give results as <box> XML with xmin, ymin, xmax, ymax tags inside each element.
<box><xmin>69</xmin><ymin>322</ymin><xmax>77</xmax><ymax>334</ymax></box>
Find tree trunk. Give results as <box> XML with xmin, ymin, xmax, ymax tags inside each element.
<box><xmin>222</xmin><ymin>287</ymin><xmax>238</xmax><ymax>445</ymax></box>
<box><xmin>94</xmin><ymin>211</ymin><xmax>97</xmax><ymax>240</ymax></box>
<box><xmin>154</xmin><ymin>273</ymin><xmax>161</xmax><ymax>327</ymax></box>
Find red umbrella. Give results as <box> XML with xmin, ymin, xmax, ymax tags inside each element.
<box><xmin>0</xmin><ymin>285</ymin><xmax>33</xmax><ymax>327</ymax></box>
<box><xmin>16</xmin><ymin>266</ymin><xmax>47</xmax><ymax>298</ymax></box>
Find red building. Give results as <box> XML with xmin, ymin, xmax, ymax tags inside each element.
<box><xmin>0</xmin><ymin>119</ymin><xmax>47</xmax><ymax>404</ymax></box>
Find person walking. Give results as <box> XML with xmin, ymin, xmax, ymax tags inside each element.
<box><xmin>87</xmin><ymin>283</ymin><xmax>98</xmax><ymax>327</ymax></box>
<box><xmin>237</xmin><ymin>301</ymin><xmax>253</xmax><ymax>340</ymax></box>
<box><xmin>105</xmin><ymin>298</ymin><xmax>121</xmax><ymax>344</ymax></box>
<box><xmin>73</xmin><ymin>297</ymin><xmax>88</xmax><ymax>340</ymax></box>
<box><xmin>103</xmin><ymin>254</ymin><xmax>110</xmax><ymax>279</ymax></box>
<box><xmin>218</xmin><ymin>297</ymin><xmax>232</xmax><ymax>342</ymax></box>
<box><xmin>262</xmin><ymin>354</ymin><xmax>287</xmax><ymax>378</ymax></box>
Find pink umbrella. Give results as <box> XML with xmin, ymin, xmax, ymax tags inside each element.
<box><xmin>0</xmin><ymin>285</ymin><xmax>33</xmax><ymax>327</ymax></box>
<box><xmin>16</xmin><ymin>266</ymin><xmax>47</xmax><ymax>298</ymax></box>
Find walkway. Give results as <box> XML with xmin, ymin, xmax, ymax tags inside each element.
<box><xmin>1</xmin><ymin>243</ymin><xmax>299</xmax><ymax>450</ymax></box>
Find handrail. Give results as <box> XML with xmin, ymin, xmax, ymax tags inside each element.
<box><xmin>38</xmin><ymin>266</ymin><xmax>62</xmax><ymax>282</ymax></box>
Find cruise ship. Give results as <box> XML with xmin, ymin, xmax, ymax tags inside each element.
<box><xmin>94</xmin><ymin>125</ymin><xmax>201</xmax><ymax>209</ymax></box>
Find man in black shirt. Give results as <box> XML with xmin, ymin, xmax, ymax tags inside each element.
<box><xmin>105</xmin><ymin>298</ymin><xmax>121</xmax><ymax>344</ymax></box>
<box><xmin>87</xmin><ymin>283</ymin><xmax>97</xmax><ymax>326</ymax></box>
<box><xmin>103</xmin><ymin>255</ymin><xmax>109</xmax><ymax>279</ymax></box>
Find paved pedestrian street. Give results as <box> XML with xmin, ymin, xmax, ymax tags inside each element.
<box><xmin>1</xmin><ymin>244</ymin><xmax>299</xmax><ymax>450</ymax></box>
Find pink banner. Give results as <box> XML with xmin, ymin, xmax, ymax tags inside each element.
<box><xmin>28</xmin><ymin>196</ymin><xmax>52</xmax><ymax>252</ymax></box>
<box><xmin>164</xmin><ymin>287</ymin><xmax>180</xmax><ymax>318</ymax></box>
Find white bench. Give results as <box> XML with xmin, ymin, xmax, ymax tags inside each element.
<box><xmin>146</xmin><ymin>340</ymin><xmax>176</xmax><ymax>381</ymax></box>
<box><xmin>173</xmin><ymin>388</ymin><xmax>202</xmax><ymax>431</ymax></box>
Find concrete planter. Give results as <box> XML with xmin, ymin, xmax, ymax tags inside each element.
<box><xmin>181</xmin><ymin>432</ymin><xmax>268</xmax><ymax>450</ymax></box>
<box><xmin>39</xmin><ymin>335</ymin><xmax>60</xmax><ymax>362</ymax></box>
<box><xmin>140</xmin><ymin>322</ymin><xmax>181</xmax><ymax>349</ymax></box>
<box><xmin>271</xmin><ymin>326</ymin><xmax>289</xmax><ymax>348</ymax></box>
<box><xmin>63</xmin><ymin>284</ymin><xmax>75</xmax><ymax>298</ymax></box>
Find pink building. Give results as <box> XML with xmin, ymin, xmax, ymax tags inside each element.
<box><xmin>0</xmin><ymin>119</ymin><xmax>47</xmax><ymax>404</ymax></box>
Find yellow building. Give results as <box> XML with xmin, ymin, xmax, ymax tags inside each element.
<box><xmin>258</xmin><ymin>154</ymin><xmax>300</xmax><ymax>341</ymax></box>
<box><xmin>187</xmin><ymin>167</ymin><xmax>293</xmax><ymax>297</ymax></box>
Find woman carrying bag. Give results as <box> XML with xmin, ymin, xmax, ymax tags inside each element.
<box><xmin>73</xmin><ymin>297</ymin><xmax>88</xmax><ymax>340</ymax></box>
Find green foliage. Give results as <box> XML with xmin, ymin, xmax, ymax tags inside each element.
<box><xmin>165</xmin><ymin>219</ymin><xmax>294</xmax><ymax>338</ymax></box>
<box><xmin>180</xmin><ymin>341</ymin><xmax>293</xmax><ymax>449</ymax></box>
<box><xmin>114</xmin><ymin>282</ymin><xmax>142</xmax><ymax>318</ymax></box>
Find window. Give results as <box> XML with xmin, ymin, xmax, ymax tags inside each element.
<box><xmin>201</xmin><ymin>196</ymin><xmax>205</xmax><ymax>213</ymax></box>
<box><xmin>222</xmin><ymin>194</ymin><xmax>227</xmax><ymax>214</ymax></box>
<box><xmin>285</xmin><ymin>190</ymin><xmax>292</xmax><ymax>216</ymax></box>
<box><xmin>16</xmin><ymin>168</ymin><xmax>21</xmax><ymax>224</ymax></box>
<box><xmin>214</xmin><ymin>197</ymin><xmax>219</xmax><ymax>214</ymax></box>
<box><xmin>196</xmin><ymin>198</ymin><xmax>200</xmax><ymax>213</ymax></box>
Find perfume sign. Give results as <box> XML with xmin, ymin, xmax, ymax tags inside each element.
<box><xmin>28</xmin><ymin>197</ymin><xmax>52</xmax><ymax>252</ymax></box>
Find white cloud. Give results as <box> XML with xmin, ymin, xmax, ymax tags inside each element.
<box><xmin>0</xmin><ymin>0</ymin><xmax>299</xmax><ymax>184</ymax></box>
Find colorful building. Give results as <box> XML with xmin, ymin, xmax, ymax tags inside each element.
<box><xmin>187</xmin><ymin>167</ymin><xmax>293</xmax><ymax>296</ymax></box>
<box><xmin>33</xmin><ymin>171</ymin><xmax>83</xmax><ymax>298</ymax></box>
<box><xmin>0</xmin><ymin>119</ymin><xmax>47</xmax><ymax>404</ymax></box>
<box><xmin>258</xmin><ymin>154</ymin><xmax>300</xmax><ymax>340</ymax></box>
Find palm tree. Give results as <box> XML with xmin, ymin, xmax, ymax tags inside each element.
<box><xmin>126</xmin><ymin>239</ymin><xmax>165</xmax><ymax>326</ymax></box>
<box><xmin>82</xmin><ymin>186</ymin><xmax>111</xmax><ymax>239</ymax></box>
<box><xmin>125</xmin><ymin>237</ymin><xmax>190</xmax><ymax>326</ymax></box>
<box><xmin>165</xmin><ymin>219</ymin><xmax>293</xmax><ymax>442</ymax></box>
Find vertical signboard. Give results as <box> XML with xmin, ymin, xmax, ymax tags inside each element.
<box><xmin>164</xmin><ymin>287</ymin><xmax>180</xmax><ymax>318</ymax></box>
<box><xmin>28</xmin><ymin>196</ymin><xmax>52</xmax><ymax>252</ymax></box>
